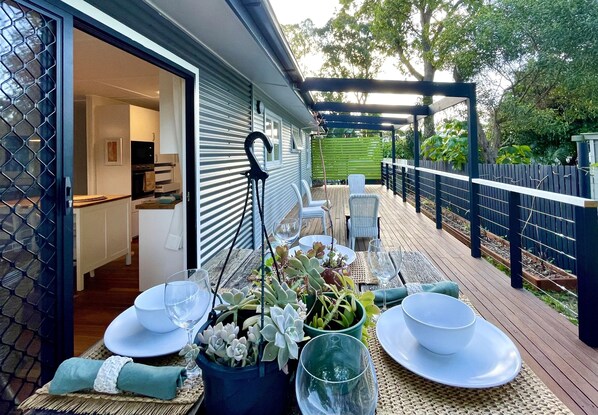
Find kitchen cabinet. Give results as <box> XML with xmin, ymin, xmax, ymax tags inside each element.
<box><xmin>137</xmin><ymin>201</ymin><xmax>184</xmax><ymax>290</ymax></box>
<box><xmin>74</xmin><ymin>195</ymin><xmax>131</xmax><ymax>291</ymax></box>
<box><xmin>130</xmin><ymin>105</ymin><xmax>159</xmax><ymax>143</ymax></box>
<box><xmin>130</xmin><ymin>196</ymin><xmax>154</xmax><ymax>238</ymax></box>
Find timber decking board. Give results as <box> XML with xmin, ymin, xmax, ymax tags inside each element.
<box><xmin>299</xmin><ymin>184</ymin><xmax>597</xmax><ymax>415</ymax></box>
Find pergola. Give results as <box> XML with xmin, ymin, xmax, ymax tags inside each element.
<box><xmin>298</xmin><ymin>77</ymin><xmax>482</xmax><ymax>259</ymax></box>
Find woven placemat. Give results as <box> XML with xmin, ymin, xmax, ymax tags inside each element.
<box><xmin>351</xmin><ymin>252</ymin><xmax>378</xmax><ymax>284</ymax></box>
<box><xmin>19</xmin><ymin>341</ymin><xmax>203</xmax><ymax>415</ymax></box>
<box><xmin>369</xmin><ymin>324</ymin><xmax>573</xmax><ymax>414</ymax></box>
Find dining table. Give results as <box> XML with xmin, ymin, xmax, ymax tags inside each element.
<box><xmin>21</xmin><ymin>247</ymin><xmax>574</xmax><ymax>415</ymax></box>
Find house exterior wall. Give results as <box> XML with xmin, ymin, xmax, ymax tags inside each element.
<box><xmin>251</xmin><ymin>91</ymin><xmax>313</xmax><ymax>247</ymax></box>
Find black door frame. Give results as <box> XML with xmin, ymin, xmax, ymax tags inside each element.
<box><xmin>41</xmin><ymin>0</ymin><xmax>200</xmax><ymax>351</ymax></box>
<box><xmin>70</xmin><ymin>18</ymin><xmax>199</xmax><ymax>269</ymax></box>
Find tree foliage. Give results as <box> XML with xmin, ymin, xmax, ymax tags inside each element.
<box><xmin>421</xmin><ymin>120</ymin><xmax>469</xmax><ymax>169</ymax></box>
<box><xmin>317</xmin><ymin>1</ymin><xmax>383</xmax><ymax>103</ymax></box>
<box><xmin>363</xmin><ymin>0</ymin><xmax>483</xmax><ymax>136</ymax></box>
<box><xmin>446</xmin><ymin>0</ymin><xmax>598</xmax><ymax>163</ymax></box>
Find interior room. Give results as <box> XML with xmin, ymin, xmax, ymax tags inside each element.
<box><xmin>72</xmin><ymin>29</ymin><xmax>184</xmax><ymax>354</ymax></box>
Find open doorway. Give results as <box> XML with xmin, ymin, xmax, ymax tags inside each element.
<box><xmin>72</xmin><ymin>29</ymin><xmax>186</xmax><ymax>355</ymax></box>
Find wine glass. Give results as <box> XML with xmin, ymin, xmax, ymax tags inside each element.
<box><xmin>164</xmin><ymin>269</ymin><xmax>211</xmax><ymax>376</ymax></box>
<box><xmin>368</xmin><ymin>239</ymin><xmax>396</xmax><ymax>314</ymax></box>
<box><xmin>273</xmin><ymin>217</ymin><xmax>301</xmax><ymax>246</ymax></box>
<box><xmin>296</xmin><ymin>333</ymin><xmax>378</xmax><ymax>415</ymax></box>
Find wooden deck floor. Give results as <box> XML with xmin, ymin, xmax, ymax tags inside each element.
<box><xmin>294</xmin><ymin>184</ymin><xmax>597</xmax><ymax>415</ymax></box>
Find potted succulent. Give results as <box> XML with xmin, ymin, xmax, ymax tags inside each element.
<box><xmin>195</xmin><ymin>277</ymin><xmax>306</xmax><ymax>415</ymax></box>
<box><xmin>271</xmin><ymin>245</ymin><xmax>379</xmax><ymax>344</ymax></box>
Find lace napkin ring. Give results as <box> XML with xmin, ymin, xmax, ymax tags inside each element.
<box><xmin>93</xmin><ymin>356</ymin><xmax>133</xmax><ymax>394</ymax></box>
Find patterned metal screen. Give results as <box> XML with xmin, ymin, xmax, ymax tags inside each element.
<box><xmin>0</xmin><ymin>0</ymin><xmax>59</xmax><ymax>412</ymax></box>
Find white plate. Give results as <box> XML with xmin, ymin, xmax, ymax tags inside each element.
<box><xmin>376</xmin><ymin>305</ymin><xmax>521</xmax><ymax>388</ymax></box>
<box><xmin>288</xmin><ymin>244</ymin><xmax>356</xmax><ymax>265</ymax></box>
<box><xmin>104</xmin><ymin>295</ymin><xmax>220</xmax><ymax>358</ymax></box>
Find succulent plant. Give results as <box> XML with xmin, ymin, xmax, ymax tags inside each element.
<box><xmin>305</xmin><ymin>241</ymin><xmax>326</xmax><ymax>260</ymax></box>
<box><xmin>214</xmin><ymin>287</ymin><xmax>259</xmax><ymax>325</ymax></box>
<box><xmin>285</xmin><ymin>253</ymin><xmax>326</xmax><ymax>292</ymax></box>
<box><xmin>251</xmin><ymin>277</ymin><xmax>300</xmax><ymax>312</ymax></box>
<box><xmin>198</xmin><ymin>321</ymin><xmax>259</xmax><ymax>368</ymax></box>
<box><xmin>260</xmin><ymin>304</ymin><xmax>305</xmax><ymax>373</ymax></box>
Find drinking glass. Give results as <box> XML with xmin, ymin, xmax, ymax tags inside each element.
<box><xmin>164</xmin><ymin>269</ymin><xmax>211</xmax><ymax>376</ymax></box>
<box><xmin>296</xmin><ymin>333</ymin><xmax>378</xmax><ymax>415</ymax></box>
<box><xmin>273</xmin><ymin>217</ymin><xmax>301</xmax><ymax>246</ymax></box>
<box><xmin>368</xmin><ymin>239</ymin><xmax>397</xmax><ymax>313</ymax></box>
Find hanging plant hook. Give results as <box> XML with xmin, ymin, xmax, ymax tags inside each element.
<box><xmin>244</xmin><ymin>131</ymin><xmax>272</xmax><ymax>183</ymax></box>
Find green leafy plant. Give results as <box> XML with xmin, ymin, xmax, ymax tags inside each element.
<box><xmin>496</xmin><ymin>145</ymin><xmax>532</xmax><ymax>164</ymax></box>
<box><xmin>421</xmin><ymin>120</ymin><xmax>470</xmax><ymax>170</ymax></box>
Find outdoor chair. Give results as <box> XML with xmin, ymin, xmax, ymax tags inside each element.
<box><xmin>348</xmin><ymin>194</ymin><xmax>380</xmax><ymax>250</ymax></box>
<box><xmin>348</xmin><ymin>174</ymin><xmax>366</xmax><ymax>194</ymax></box>
<box><xmin>301</xmin><ymin>179</ymin><xmax>327</xmax><ymax>207</ymax></box>
<box><xmin>291</xmin><ymin>183</ymin><xmax>327</xmax><ymax>235</ymax></box>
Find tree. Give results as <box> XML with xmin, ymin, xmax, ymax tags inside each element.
<box><xmin>282</xmin><ymin>19</ymin><xmax>319</xmax><ymax>76</ymax></box>
<box><xmin>317</xmin><ymin>1</ymin><xmax>383</xmax><ymax>104</ymax></box>
<box><xmin>363</xmin><ymin>0</ymin><xmax>482</xmax><ymax>136</ymax></box>
<box><xmin>445</xmin><ymin>0</ymin><xmax>598</xmax><ymax>163</ymax></box>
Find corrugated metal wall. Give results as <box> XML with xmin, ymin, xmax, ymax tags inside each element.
<box><xmin>251</xmin><ymin>92</ymin><xmax>309</xmax><ymax>247</ymax></box>
<box><xmin>85</xmin><ymin>0</ymin><xmax>253</xmax><ymax>263</ymax></box>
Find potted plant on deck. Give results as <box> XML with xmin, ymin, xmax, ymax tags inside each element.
<box><xmin>272</xmin><ymin>244</ymin><xmax>378</xmax><ymax>343</ymax></box>
<box><xmin>195</xmin><ymin>277</ymin><xmax>305</xmax><ymax>415</ymax></box>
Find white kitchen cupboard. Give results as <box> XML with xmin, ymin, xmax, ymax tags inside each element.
<box><xmin>74</xmin><ymin>195</ymin><xmax>131</xmax><ymax>291</ymax></box>
<box><xmin>138</xmin><ymin>204</ymin><xmax>184</xmax><ymax>290</ymax></box>
<box><xmin>130</xmin><ymin>196</ymin><xmax>154</xmax><ymax>238</ymax></box>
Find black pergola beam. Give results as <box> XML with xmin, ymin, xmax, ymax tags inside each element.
<box><xmin>314</xmin><ymin>102</ymin><xmax>429</xmax><ymax>115</ymax></box>
<box><xmin>324</xmin><ymin>122</ymin><xmax>394</xmax><ymax>131</ymax></box>
<box><xmin>322</xmin><ymin>114</ymin><xmax>409</xmax><ymax>125</ymax></box>
<box><xmin>302</xmin><ymin>77</ymin><xmax>475</xmax><ymax>98</ymax></box>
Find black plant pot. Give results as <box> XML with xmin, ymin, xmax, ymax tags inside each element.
<box><xmin>195</xmin><ymin>319</ymin><xmax>290</xmax><ymax>415</ymax></box>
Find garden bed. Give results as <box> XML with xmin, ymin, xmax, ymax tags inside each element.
<box><xmin>414</xmin><ymin>199</ymin><xmax>577</xmax><ymax>291</ymax></box>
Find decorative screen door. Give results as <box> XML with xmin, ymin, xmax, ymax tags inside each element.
<box><xmin>0</xmin><ymin>0</ymin><xmax>73</xmax><ymax>413</ymax></box>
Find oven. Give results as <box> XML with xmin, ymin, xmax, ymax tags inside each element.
<box><xmin>132</xmin><ymin>164</ymin><xmax>155</xmax><ymax>200</ymax></box>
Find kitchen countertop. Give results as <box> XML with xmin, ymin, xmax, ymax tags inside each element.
<box><xmin>73</xmin><ymin>194</ymin><xmax>130</xmax><ymax>208</ymax></box>
<box><xmin>135</xmin><ymin>199</ymin><xmax>182</xmax><ymax>210</ymax></box>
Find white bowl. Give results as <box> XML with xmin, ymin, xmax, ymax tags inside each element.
<box><xmin>298</xmin><ymin>235</ymin><xmax>337</xmax><ymax>252</ymax></box>
<box><xmin>402</xmin><ymin>292</ymin><xmax>476</xmax><ymax>355</ymax></box>
<box><xmin>134</xmin><ymin>283</ymin><xmax>178</xmax><ymax>333</ymax></box>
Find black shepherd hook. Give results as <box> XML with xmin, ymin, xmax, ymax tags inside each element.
<box><xmin>209</xmin><ymin>132</ymin><xmax>272</xmax><ymax>319</ymax></box>
<box><xmin>208</xmin><ymin>131</ymin><xmax>279</xmax><ymax>378</ymax></box>
<box><xmin>243</xmin><ymin>131</ymin><xmax>272</xmax><ymax>182</ymax></box>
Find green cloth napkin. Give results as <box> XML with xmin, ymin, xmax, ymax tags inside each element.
<box><xmin>374</xmin><ymin>281</ymin><xmax>459</xmax><ymax>308</ymax></box>
<box><xmin>48</xmin><ymin>358</ymin><xmax>187</xmax><ymax>400</ymax></box>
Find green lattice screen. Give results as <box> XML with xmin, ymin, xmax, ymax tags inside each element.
<box><xmin>311</xmin><ymin>137</ymin><xmax>382</xmax><ymax>181</ymax></box>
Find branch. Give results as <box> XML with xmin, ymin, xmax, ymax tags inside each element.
<box><xmin>397</xmin><ymin>45</ymin><xmax>423</xmax><ymax>80</ymax></box>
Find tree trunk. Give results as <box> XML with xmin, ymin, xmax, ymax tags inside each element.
<box><xmin>423</xmin><ymin>61</ymin><xmax>436</xmax><ymax>138</ymax></box>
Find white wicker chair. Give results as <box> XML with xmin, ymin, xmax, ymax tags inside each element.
<box><xmin>291</xmin><ymin>183</ymin><xmax>327</xmax><ymax>235</ymax></box>
<box><xmin>348</xmin><ymin>194</ymin><xmax>380</xmax><ymax>250</ymax></box>
<box><xmin>301</xmin><ymin>179</ymin><xmax>327</xmax><ymax>207</ymax></box>
<box><xmin>348</xmin><ymin>174</ymin><xmax>366</xmax><ymax>194</ymax></box>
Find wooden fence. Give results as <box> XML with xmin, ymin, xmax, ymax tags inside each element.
<box><xmin>311</xmin><ymin>137</ymin><xmax>382</xmax><ymax>181</ymax></box>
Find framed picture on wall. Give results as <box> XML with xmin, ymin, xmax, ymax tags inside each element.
<box><xmin>105</xmin><ymin>138</ymin><xmax>123</xmax><ymax>165</ymax></box>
